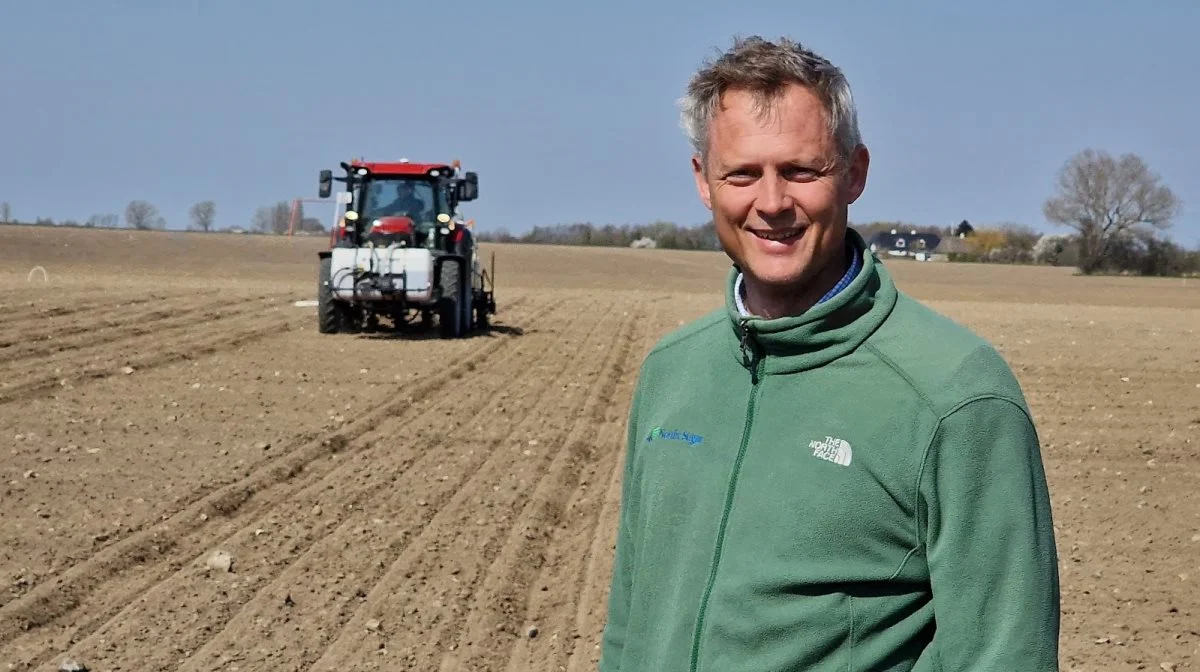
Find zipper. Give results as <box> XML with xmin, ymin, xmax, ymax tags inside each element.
<box><xmin>738</xmin><ymin>318</ymin><xmax>761</xmax><ymax>384</ymax></box>
<box><xmin>689</xmin><ymin>318</ymin><xmax>764</xmax><ymax>671</ymax></box>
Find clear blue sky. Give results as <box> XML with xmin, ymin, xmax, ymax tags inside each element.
<box><xmin>2</xmin><ymin>1</ymin><xmax>1197</xmax><ymax>245</ymax></box>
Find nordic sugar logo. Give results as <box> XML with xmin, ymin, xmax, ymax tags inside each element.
<box><xmin>646</xmin><ymin>426</ymin><xmax>704</xmax><ymax>446</ymax></box>
<box><xmin>809</xmin><ymin>436</ymin><xmax>853</xmax><ymax>466</ymax></box>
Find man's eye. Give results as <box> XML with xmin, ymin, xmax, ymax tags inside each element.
<box><xmin>724</xmin><ymin>171</ymin><xmax>756</xmax><ymax>182</ymax></box>
<box><xmin>784</xmin><ymin>167</ymin><xmax>820</xmax><ymax>180</ymax></box>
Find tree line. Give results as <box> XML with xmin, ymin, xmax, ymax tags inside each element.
<box><xmin>475</xmin><ymin>220</ymin><xmax>720</xmax><ymax>250</ymax></box>
<box><xmin>475</xmin><ymin>148</ymin><xmax>1196</xmax><ymax>277</ymax></box>
<box><xmin>0</xmin><ymin>199</ymin><xmax>327</xmax><ymax>235</ymax></box>
<box><xmin>2</xmin><ymin>148</ymin><xmax>1194</xmax><ymax>276</ymax></box>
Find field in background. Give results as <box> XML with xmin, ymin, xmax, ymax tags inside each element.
<box><xmin>1</xmin><ymin>224</ymin><xmax>1198</xmax><ymax>671</ymax></box>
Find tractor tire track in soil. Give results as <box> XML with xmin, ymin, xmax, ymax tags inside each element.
<box><xmin>0</xmin><ymin>295</ymin><xmax>574</xmax><ymax>670</ymax></box>
<box><xmin>443</xmin><ymin>298</ymin><xmax>643</xmax><ymax>672</ymax></box>
<box><xmin>0</xmin><ymin>293</ymin><xmax>551</xmax><ymax>613</ymax></box>
<box><xmin>30</xmin><ymin>295</ymin><xmax>581</xmax><ymax>672</ymax></box>
<box><xmin>0</xmin><ymin>294</ymin><xmax>296</xmax><ymax>405</ymax></box>
<box><xmin>0</xmin><ymin>289</ymin><xmax>180</xmax><ymax>326</ymax></box>
<box><xmin>0</xmin><ymin>289</ymin><xmax>242</xmax><ymax>361</ymax></box>
<box><xmin>302</xmin><ymin>298</ymin><xmax>639</xmax><ymax>672</ymax></box>
<box><xmin>0</xmin><ymin>290</ymin><xmax>275</xmax><ymax>366</ymax></box>
<box><xmin>170</xmin><ymin>296</ymin><xmax>614</xmax><ymax>672</ymax></box>
<box><xmin>563</xmin><ymin>422</ymin><xmax>635</xmax><ymax>672</ymax></box>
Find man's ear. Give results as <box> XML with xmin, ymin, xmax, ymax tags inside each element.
<box><xmin>845</xmin><ymin>145</ymin><xmax>870</xmax><ymax>205</ymax></box>
<box><xmin>692</xmin><ymin>154</ymin><xmax>712</xmax><ymax>210</ymax></box>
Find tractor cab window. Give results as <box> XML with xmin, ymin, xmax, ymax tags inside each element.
<box><xmin>362</xmin><ymin>179</ymin><xmax>438</xmax><ymax>225</ymax></box>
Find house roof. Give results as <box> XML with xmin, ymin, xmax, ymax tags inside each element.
<box><xmin>868</xmin><ymin>230</ymin><xmax>942</xmax><ymax>253</ymax></box>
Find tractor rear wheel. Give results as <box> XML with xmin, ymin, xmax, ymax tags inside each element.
<box><xmin>438</xmin><ymin>260</ymin><xmax>464</xmax><ymax>338</ymax></box>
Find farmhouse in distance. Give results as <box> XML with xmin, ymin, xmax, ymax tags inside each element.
<box><xmin>867</xmin><ymin>225</ymin><xmax>972</xmax><ymax>262</ymax></box>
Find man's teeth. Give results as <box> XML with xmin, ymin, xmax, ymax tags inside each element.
<box><xmin>754</xmin><ymin>229</ymin><xmax>799</xmax><ymax>241</ymax></box>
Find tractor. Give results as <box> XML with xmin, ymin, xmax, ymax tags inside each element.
<box><xmin>315</xmin><ymin>158</ymin><xmax>495</xmax><ymax>338</ymax></box>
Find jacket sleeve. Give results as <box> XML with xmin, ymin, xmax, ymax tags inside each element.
<box><xmin>918</xmin><ymin>395</ymin><xmax>1061</xmax><ymax>670</ymax></box>
<box><xmin>597</xmin><ymin>372</ymin><xmax>646</xmax><ymax>672</ymax></box>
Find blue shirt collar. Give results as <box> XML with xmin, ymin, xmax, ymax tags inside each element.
<box><xmin>734</xmin><ymin>243</ymin><xmax>860</xmax><ymax>317</ymax></box>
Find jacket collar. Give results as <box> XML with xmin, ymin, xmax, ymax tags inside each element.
<box><xmin>724</xmin><ymin>227</ymin><xmax>898</xmax><ymax>375</ymax></box>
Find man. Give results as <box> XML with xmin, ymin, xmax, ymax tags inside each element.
<box><xmin>375</xmin><ymin>181</ymin><xmax>429</xmax><ymax>220</ymax></box>
<box><xmin>599</xmin><ymin>36</ymin><xmax>1060</xmax><ymax>671</ymax></box>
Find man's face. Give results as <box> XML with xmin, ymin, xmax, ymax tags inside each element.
<box><xmin>692</xmin><ymin>83</ymin><xmax>869</xmax><ymax>299</ymax></box>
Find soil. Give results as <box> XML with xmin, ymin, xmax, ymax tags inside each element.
<box><xmin>1</xmin><ymin>225</ymin><xmax>1197</xmax><ymax>671</ymax></box>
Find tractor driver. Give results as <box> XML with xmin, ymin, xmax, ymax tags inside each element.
<box><xmin>374</xmin><ymin>181</ymin><xmax>430</xmax><ymax>222</ymax></box>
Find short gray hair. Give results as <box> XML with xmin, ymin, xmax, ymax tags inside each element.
<box><xmin>679</xmin><ymin>36</ymin><xmax>862</xmax><ymax>168</ymax></box>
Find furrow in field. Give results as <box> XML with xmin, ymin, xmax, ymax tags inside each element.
<box><xmin>0</xmin><ymin>290</ymin><xmax>252</xmax><ymax>360</ymax></box>
<box><xmin>0</xmin><ymin>295</ymin><xmax>569</xmax><ymax>669</ymax></box>
<box><xmin>302</xmin><ymin>298</ymin><xmax>633</xmax><ymax>671</ymax></box>
<box><xmin>12</xmin><ymin>294</ymin><xmax>585</xmax><ymax>670</ymax></box>
<box><xmin>0</xmin><ymin>297</ymin><xmax>293</xmax><ymax>405</ymax></box>
<box><xmin>0</xmin><ymin>290</ymin><xmax>184</xmax><ymax>325</ymax></box>
<box><xmin>496</xmin><ymin>427</ymin><xmax>623</xmax><ymax>672</ymax></box>
<box><xmin>0</xmin><ymin>294</ymin><xmax>555</xmax><ymax>614</ymax></box>
<box><xmin>563</xmin><ymin>424</ymin><xmax>634</xmax><ymax>672</ymax></box>
<box><xmin>0</xmin><ymin>290</ymin><xmax>278</xmax><ymax>372</ymax></box>
<box><xmin>560</xmin><ymin>317</ymin><xmax>666</xmax><ymax>672</ymax></box>
<box><xmin>449</xmin><ymin>298</ymin><xmax>642</xmax><ymax>672</ymax></box>
<box><xmin>156</xmin><ymin>297</ymin><xmax>609</xmax><ymax>672</ymax></box>
<box><xmin>495</xmin><ymin>393</ymin><xmax>632</xmax><ymax>669</ymax></box>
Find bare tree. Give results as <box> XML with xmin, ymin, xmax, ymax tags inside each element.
<box><xmin>1043</xmin><ymin>148</ymin><xmax>1181</xmax><ymax>274</ymax></box>
<box><xmin>0</xmin><ymin>202</ymin><xmax>10</xmax><ymax>223</ymax></box>
<box><xmin>87</xmin><ymin>213</ymin><xmax>119</xmax><ymax>228</ymax></box>
<box><xmin>251</xmin><ymin>201</ymin><xmax>292</xmax><ymax>235</ymax></box>
<box><xmin>125</xmin><ymin>200</ymin><xmax>166</xmax><ymax>230</ymax></box>
<box><xmin>189</xmin><ymin>200</ymin><xmax>216</xmax><ymax>232</ymax></box>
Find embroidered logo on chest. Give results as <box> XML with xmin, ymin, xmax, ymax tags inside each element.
<box><xmin>646</xmin><ymin>426</ymin><xmax>705</xmax><ymax>446</ymax></box>
<box><xmin>809</xmin><ymin>436</ymin><xmax>853</xmax><ymax>466</ymax></box>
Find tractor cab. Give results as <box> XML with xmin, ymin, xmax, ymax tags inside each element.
<box><xmin>319</xmin><ymin>159</ymin><xmax>478</xmax><ymax>251</ymax></box>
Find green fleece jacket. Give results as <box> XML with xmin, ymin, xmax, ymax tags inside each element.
<box><xmin>599</xmin><ymin>229</ymin><xmax>1060</xmax><ymax>671</ymax></box>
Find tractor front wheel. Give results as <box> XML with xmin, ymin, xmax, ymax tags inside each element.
<box><xmin>318</xmin><ymin>256</ymin><xmax>359</xmax><ymax>334</ymax></box>
<box><xmin>318</xmin><ymin>256</ymin><xmax>342</xmax><ymax>334</ymax></box>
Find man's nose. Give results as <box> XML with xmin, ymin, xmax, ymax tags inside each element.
<box><xmin>754</xmin><ymin>175</ymin><xmax>793</xmax><ymax>218</ymax></box>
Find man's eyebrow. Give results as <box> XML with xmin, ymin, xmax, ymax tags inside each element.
<box><xmin>714</xmin><ymin>157</ymin><xmax>826</xmax><ymax>174</ymax></box>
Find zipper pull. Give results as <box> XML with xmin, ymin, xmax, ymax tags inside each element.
<box><xmin>738</xmin><ymin>318</ymin><xmax>761</xmax><ymax>384</ymax></box>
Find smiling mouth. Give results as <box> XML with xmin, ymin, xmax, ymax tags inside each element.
<box><xmin>749</xmin><ymin>228</ymin><xmax>803</xmax><ymax>243</ymax></box>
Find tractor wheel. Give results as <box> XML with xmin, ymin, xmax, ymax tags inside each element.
<box><xmin>318</xmin><ymin>256</ymin><xmax>342</xmax><ymax>334</ymax></box>
<box><xmin>461</xmin><ymin>273</ymin><xmax>474</xmax><ymax>335</ymax></box>
<box><xmin>318</xmin><ymin>256</ymin><xmax>360</xmax><ymax>334</ymax></box>
<box><xmin>438</xmin><ymin>260</ymin><xmax>464</xmax><ymax>338</ymax></box>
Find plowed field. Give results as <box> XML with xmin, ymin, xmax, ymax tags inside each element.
<box><xmin>1</xmin><ymin>224</ymin><xmax>1198</xmax><ymax>671</ymax></box>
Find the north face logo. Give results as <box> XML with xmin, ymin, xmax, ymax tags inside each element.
<box><xmin>809</xmin><ymin>436</ymin><xmax>853</xmax><ymax>466</ymax></box>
